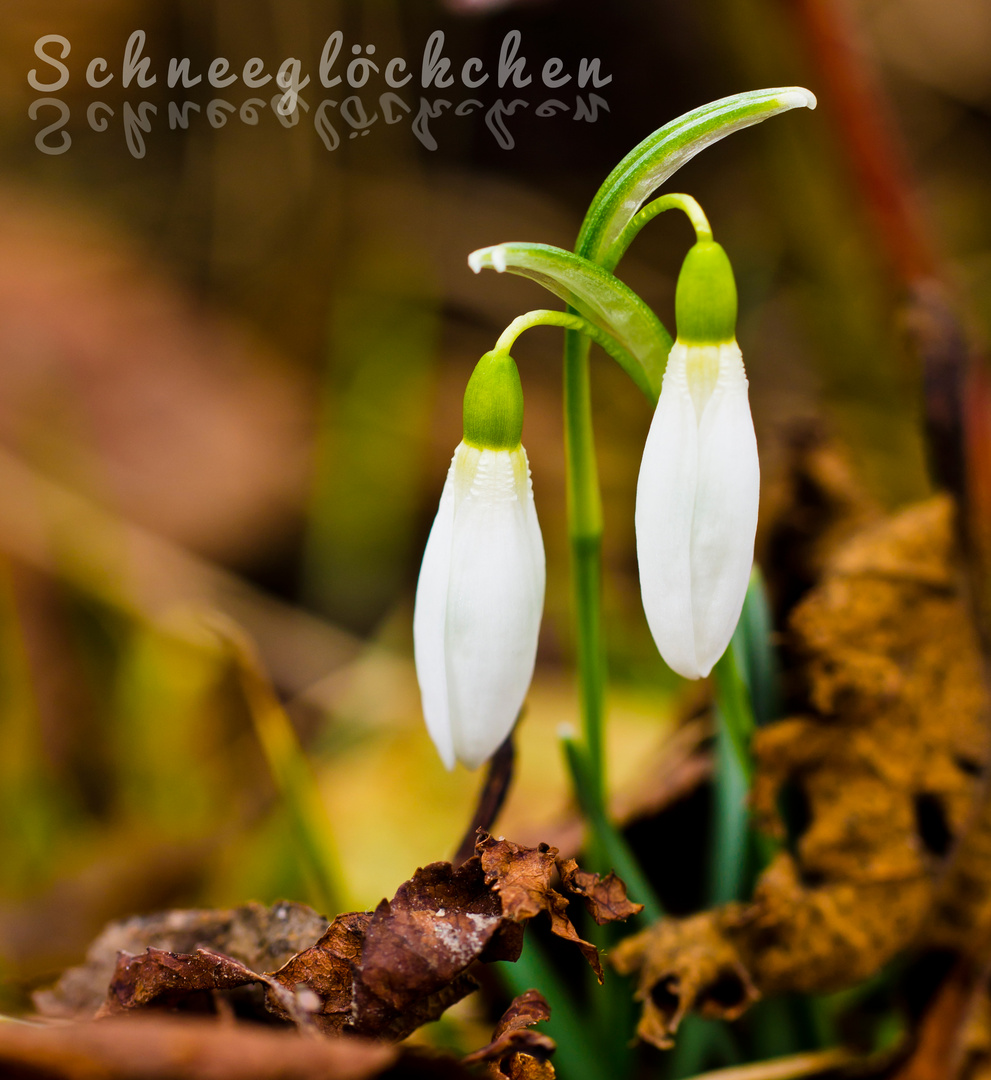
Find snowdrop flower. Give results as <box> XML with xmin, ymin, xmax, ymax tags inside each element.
<box><xmin>635</xmin><ymin>240</ymin><xmax>759</xmax><ymax>680</ymax></box>
<box><xmin>414</xmin><ymin>350</ymin><xmax>545</xmax><ymax>769</ymax></box>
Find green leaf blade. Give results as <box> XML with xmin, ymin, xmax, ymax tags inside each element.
<box><xmin>469</xmin><ymin>241</ymin><xmax>671</xmax><ymax>402</ymax></box>
<box><xmin>578</xmin><ymin>87</ymin><xmax>817</xmax><ymax>267</ymax></box>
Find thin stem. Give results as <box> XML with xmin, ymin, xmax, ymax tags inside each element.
<box><xmin>605</xmin><ymin>193</ymin><xmax>713</xmax><ymax>271</ymax></box>
<box><xmin>452</xmin><ymin>733</ymin><xmax>514</xmax><ymax>866</ymax></box>
<box><xmin>493</xmin><ymin>309</ymin><xmax>628</xmax><ymax>844</ymax></box>
<box><xmin>712</xmin><ymin>622</ymin><xmax>778</xmax><ymax>874</ymax></box>
<box><xmin>495</xmin><ymin>308</ymin><xmax>636</xmax><ymax>377</ymax></box>
<box><xmin>708</xmin><ymin>706</ymin><xmax>752</xmax><ymax>905</ymax></box>
<box><xmin>712</xmin><ymin>643</ymin><xmax>756</xmax><ymax>787</ymax></box>
<box><xmin>563</xmin><ymin>326</ymin><xmax>607</xmax><ymax>822</ymax></box>
<box><xmin>491</xmin><ymin>310</ymin><xmax>612</xmax><ymax>843</ymax></box>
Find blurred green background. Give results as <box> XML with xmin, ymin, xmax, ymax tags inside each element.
<box><xmin>0</xmin><ymin>0</ymin><xmax>988</xmax><ymax>1035</ymax></box>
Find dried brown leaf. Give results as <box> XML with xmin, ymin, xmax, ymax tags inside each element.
<box><xmin>100</xmin><ymin>947</ymin><xmax>267</xmax><ymax>1016</ymax></box>
<box><xmin>557</xmin><ymin>859</ymin><xmax>643</xmax><ymax>925</ymax></box>
<box><xmin>478</xmin><ymin>836</ymin><xmax>559</xmax><ymax>922</ymax></box>
<box><xmin>727</xmin><ymin>853</ymin><xmax>933</xmax><ymax>994</ymax></box>
<box><xmin>36</xmin><ymin>838</ymin><xmax>621</xmax><ymax>1046</ymax></box>
<box><xmin>493</xmin><ymin>988</ymin><xmax>553</xmax><ymax>1035</ymax></box>
<box><xmin>266</xmin><ymin>911</ymin><xmax>372</xmax><ymax>1034</ymax></box>
<box><xmin>462</xmin><ymin>989</ymin><xmax>555</xmax><ymax>1080</ymax></box>
<box><xmin>350</xmin><ymin>859</ymin><xmax>500</xmax><ymax>1040</ymax></box>
<box><xmin>0</xmin><ymin>1015</ymin><xmax>398</xmax><ymax>1080</ymax></box>
<box><xmin>477</xmin><ymin>835</ymin><xmax>605</xmax><ymax>982</ymax></box>
<box><xmin>611</xmin><ymin>910</ymin><xmax>759</xmax><ymax>1049</ymax></box>
<box><xmin>34</xmin><ymin>901</ymin><xmax>329</xmax><ymax>1021</ymax></box>
<box><xmin>617</xmin><ymin>495</ymin><xmax>991</xmax><ymax>1043</ymax></box>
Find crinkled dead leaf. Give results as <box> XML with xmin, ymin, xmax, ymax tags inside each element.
<box><xmin>462</xmin><ymin>989</ymin><xmax>555</xmax><ymax>1080</ymax></box>
<box><xmin>101</xmin><ymin>946</ymin><xmax>274</xmax><ymax>1017</ymax></box>
<box><xmin>36</xmin><ymin>835</ymin><xmax>638</xmax><ymax>1046</ymax></box>
<box><xmin>479</xmin><ymin>836</ymin><xmax>560</xmax><ymax>923</ymax></box>
<box><xmin>478</xmin><ymin>834</ymin><xmax>635</xmax><ymax>983</ymax></box>
<box><xmin>34</xmin><ymin>901</ymin><xmax>329</xmax><ymax>1021</ymax></box>
<box><xmin>611</xmin><ymin>910</ymin><xmax>758</xmax><ymax>1048</ymax></box>
<box><xmin>266</xmin><ymin>912</ymin><xmax>372</xmax><ymax>1034</ymax></box>
<box><xmin>615</xmin><ymin>495</ymin><xmax>991</xmax><ymax>1047</ymax></box>
<box><xmin>557</xmin><ymin>858</ymin><xmax>644</xmax><ymax>925</ymax></box>
<box><xmin>466</xmin><ymin>989</ymin><xmax>557</xmax><ymax>1075</ymax></box>
<box><xmin>726</xmin><ymin>853</ymin><xmax>933</xmax><ymax>994</ymax></box>
<box><xmin>349</xmin><ymin>857</ymin><xmax>503</xmax><ymax>1041</ymax></box>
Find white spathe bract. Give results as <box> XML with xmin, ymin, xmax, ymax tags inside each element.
<box><xmin>635</xmin><ymin>340</ymin><xmax>759</xmax><ymax>680</ymax></box>
<box><xmin>414</xmin><ymin>441</ymin><xmax>545</xmax><ymax>770</ymax></box>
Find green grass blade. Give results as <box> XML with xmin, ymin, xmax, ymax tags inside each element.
<box><xmin>733</xmin><ymin>567</ymin><xmax>780</xmax><ymax>727</ymax></box>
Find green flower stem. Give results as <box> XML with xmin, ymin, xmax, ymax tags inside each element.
<box><xmin>492</xmin><ymin>308</ymin><xmax>639</xmax><ymax>867</ymax></box>
<box><xmin>712</xmin><ymin>642</ymin><xmax>757</xmax><ymax>786</ymax></box>
<box><xmin>561</xmin><ymin>733</ymin><xmax>663</xmax><ymax>923</ymax></box>
<box><xmin>563</xmin><ymin>328</ymin><xmax>608</xmax><ymax>824</ymax></box>
<box><xmin>708</xmin><ymin>699</ymin><xmax>753</xmax><ymax>906</ymax></box>
<box><xmin>605</xmin><ymin>193</ymin><xmax>713</xmax><ymax>271</ymax></box>
<box><xmin>495</xmin><ymin>309</ymin><xmax>642</xmax><ymax>378</ymax></box>
<box><xmin>732</xmin><ymin>566</ymin><xmax>780</xmax><ymax>728</ymax></box>
<box><xmin>492</xmin><ymin>306</ymin><xmax>646</xmax><ymax>831</ymax></box>
<box><xmin>711</xmin><ymin>615</ymin><xmax>778</xmax><ymax>886</ymax></box>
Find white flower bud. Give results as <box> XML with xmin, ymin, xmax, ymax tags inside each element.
<box><xmin>635</xmin><ymin>341</ymin><xmax>759</xmax><ymax>679</ymax></box>
<box><xmin>635</xmin><ymin>240</ymin><xmax>758</xmax><ymax>680</ymax></box>
<box><xmin>413</xmin><ymin>352</ymin><xmax>545</xmax><ymax>769</ymax></box>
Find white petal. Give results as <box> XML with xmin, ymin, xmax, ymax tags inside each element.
<box><xmin>635</xmin><ymin>343</ymin><xmax>701</xmax><ymax>678</ymax></box>
<box><xmin>413</xmin><ymin>456</ymin><xmax>458</xmax><ymax>770</ymax></box>
<box><xmin>635</xmin><ymin>341</ymin><xmax>759</xmax><ymax>680</ymax></box>
<box><xmin>445</xmin><ymin>446</ymin><xmax>545</xmax><ymax>769</ymax></box>
<box><xmin>413</xmin><ymin>443</ymin><xmax>546</xmax><ymax>771</ymax></box>
<box><xmin>690</xmin><ymin>343</ymin><xmax>759</xmax><ymax>676</ymax></box>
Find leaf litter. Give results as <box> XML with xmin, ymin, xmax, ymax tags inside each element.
<box><xmin>613</xmin><ymin>492</ymin><xmax>991</xmax><ymax>1048</ymax></box>
<box><xmin>19</xmin><ymin>832</ymin><xmax>641</xmax><ymax>1079</ymax></box>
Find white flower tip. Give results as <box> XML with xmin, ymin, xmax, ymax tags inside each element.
<box><xmin>468</xmin><ymin>245</ymin><xmax>509</xmax><ymax>274</ymax></box>
<box><xmin>556</xmin><ymin>722</ymin><xmax>578</xmax><ymax>741</ymax></box>
<box><xmin>671</xmin><ymin>659</ymin><xmax>705</xmax><ymax>681</ymax></box>
<box><xmin>781</xmin><ymin>87</ymin><xmax>817</xmax><ymax>111</ymax></box>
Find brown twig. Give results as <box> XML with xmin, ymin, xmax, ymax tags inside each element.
<box><xmin>791</xmin><ymin>0</ymin><xmax>937</xmax><ymax>287</ymax></box>
<box><xmin>788</xmin><ymin>0</ymin><xmax>972</xmax><ymax>506</ymax></box>
<box><xmin>680</xmin><ymin>1047</ymin><xmax>859</xmax><ymax>1080</ymax></box>
<box><xmin>452</xmin><ymin>733</ymin><xmax>515</xmax><ymax>866</ymax></box>
<box><xmin>889</xmin><ymin>958</ymin><xmax>982</xmax><ymax>1080</ymax></box>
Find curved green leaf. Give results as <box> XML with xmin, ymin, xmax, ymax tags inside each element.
<box><xmin>469</xmin><ymin>242</ymin><xmax>671</xmax><ymax>402</ymax></box>
<box><xmin>577</xmin><ymin>87</ymin><xmax>817</xmax><ymax>269</ymax></box>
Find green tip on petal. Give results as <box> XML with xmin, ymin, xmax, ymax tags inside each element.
<box><xmin>675</xmin><ymin>240</ymin><xmax>738</xmax><ymax>345</ymax></box>
<box><xmin>463</xmin><ymin>351</ymin><xmax>524</xmax><ymax>450</ymax></box>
